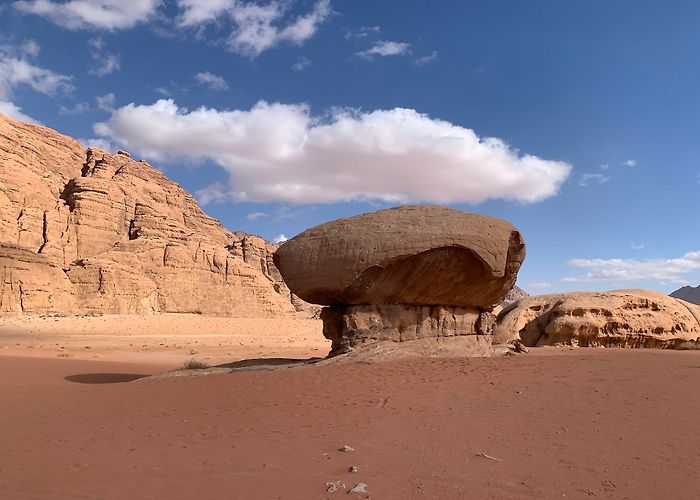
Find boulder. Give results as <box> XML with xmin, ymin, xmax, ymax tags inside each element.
<box><xmin>0</xmin><ymin>112</ymin><xmax>305</xmax><ymax>316</ymax></box>
<box><xmin>274</xmin><ymin>205</ymin><xmax>525</xmax><ymax>309</ymax></box>
<box><xmin>494</xmin><ymin>289</ymin><xmax>700</xmax><ymax>349</ymax></box>
<box><xmin>274</xmin><ymin>206</ymin><xmax>525</xmax><ymax>357</ymax></box>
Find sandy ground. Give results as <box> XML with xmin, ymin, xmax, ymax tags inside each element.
<box><xmin>1</xmin><ymin>316</ymin><xmax>700</xmax><ymax>499</ymax></box>
<box><xmin>0</xmin><ymin>313</ymin><xmax>330</xmax><ymax>367</ymax></box>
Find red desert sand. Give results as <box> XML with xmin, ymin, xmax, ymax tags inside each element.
<box><xmin>1</xmin><ymin>317</ymin><xmax>700</xmax><ymax>499</ymax></box>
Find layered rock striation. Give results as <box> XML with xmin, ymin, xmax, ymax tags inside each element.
<box><xmin>494</xmin><ymin>289</ymin><xmax>700</xmax><ymax>349</ymax></box>
<box><xmin>0</xmin><ymin>113</ymin><xmax>301</xmax><ymax>316</ymax></box>
<box><xmin>275</xmin><ymin>205</ymin><xmax>526</xmax><ymax>357</ymax></box>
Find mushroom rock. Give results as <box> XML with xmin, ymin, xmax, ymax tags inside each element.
<box><xmin>274</xmin><ymin>205</ymin><xmax>526</xmax><ymax>357</ymax></box>
<box><xmin>494</xmin><ymin>289</ymin><xmax>700</xmax><ymax>349</ymax></box>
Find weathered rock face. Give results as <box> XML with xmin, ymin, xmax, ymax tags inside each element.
<box><xmin>322</xmin><ymin>304</ymin><xmax>495</xmax><ymax>356</ymax></box>
<box><xmin>274</xmin><ymin>206</ymin><xmax>525</xmax><ymax>357</ymax></box>
<box><xmin>274</xmin><ymin>205</ymin><xmax>525</xmax><ymax>309</ymax></box>
<box><xmin>670</xmin><ymin>284</ymin><xmax>700</xmax><ymax>306</ymax></box>
<box><xmin>494</xmin><ymin>290</ymin><xmax>700</xmax><ymax>349</ymax></box>
<box><xmin>0</xmin><ymin>113</ymin><xmax>301</xmax><ymax>316</ymax></box>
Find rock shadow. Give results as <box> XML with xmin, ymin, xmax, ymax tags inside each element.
<box><xmin>215</xmin><ymin>357</ymin><xmax>322</xmax><ymax>372</ymax></box>
<box><xmin>65</xmin><ymin>373</ymin><xmax>149</xmax><ymax>384</ymax></box>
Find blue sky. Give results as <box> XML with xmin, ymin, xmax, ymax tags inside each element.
<box><xmin>1</xmin><ymin>0</ymin><xmax>699</xmax><ymax>294</ymax></box>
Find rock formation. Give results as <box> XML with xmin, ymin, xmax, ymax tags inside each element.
<box><xmin>494</xmin><ymin>289</ymin><xmax>700</xmax><ymax>349</ymax></box>
<box><xmin>0</xmin><ymin>112</ymin><xmax>302</xmax><ymax>316</ymax></box>
<box><xmin>274</xmin><ymin>205</ymin><xmax>526</xmax><ymax>357</ymax></box>
<box><xmin>670</xmin><ymin>284</ymin><xmax>700</xmax><ymax>306</ymax></box>
<box><xmin>501</xmin><ymin>285</ymin><xmax>528</xmax><ymax>308</ymax></box>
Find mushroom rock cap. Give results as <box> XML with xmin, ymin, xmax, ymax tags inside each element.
<box><xmin>273</xmin><ymin>205</ymin><xmax>525</xmax><ymax>309</ymax></box>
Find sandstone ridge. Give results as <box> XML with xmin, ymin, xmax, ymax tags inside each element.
<box><xmin>494</xmin><ymin>289</ymin><xmax>700</xmax><ymax>349</ymax></box>
<box><xmin>0</xmin><ymin>112</ymin><xmax>301</xmax><ymax>316</ymax></box>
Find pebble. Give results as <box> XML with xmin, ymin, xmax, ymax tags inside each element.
<box><xmin>338</xmin><ymin>445</ymin><xmax>354</xmax><ymax>453</ymax></box>
<box><xmin>349</xmin><ymin>483</ymin><xmax>369</xmax><ymax>494</ymax></box>
<box><xmin>325</xmin><ymin>480</ymin><xmax>345</xmax><ymax>493</ymax></box>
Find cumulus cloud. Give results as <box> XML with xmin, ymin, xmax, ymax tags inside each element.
<box><xmin>623</xmin><ymin>159</ymin><xmax>637</xmax><ymax>167</ymax></box>
<box><xmin>194</xmin><ymin>71</ymin><xmax>229</xmax><ymax>91</ymax></box>
<box><xmin>177</xmin><ymin>0</ymin><xmax>331</xmax><ymax>57</ymax></box>
<box><xmin>0</xmin><ymin>44</ymin><xmax>73</xmax><ymax>99</ymax></box>
<box><xmin>357</xmin><ymin>40</ymin><xmax>410</xmax><ymax>59</ymax></box>
<box><xmin>93</xmin><ymin>99</ymin><xmax>571</xmax><ymax>205</ymax></box>
<box><xmin>273</xmin><ymin>234</ymin><xmax>288</xmax><ymax>243</ymax></box>
<box><xmin>0</xmin><ymin>100</ymin><xmax>39</xmax><ymax>123</ymax></box>
<box><xmin>0</xmin><ymin>43</ymin><xmax>72</xmax><ymax>124</ymax></box>
<box><xmin>96</xmin><ymin>92</ymin><xmax>116</xmax><ymax>111</ymax></box>
<box><xmin>13</xmin><ymin>0</ymin><xmax>161</xmax><ymax>30</ymax></box>
<box><xmin>564</xmin><ymin>251</ymin><xmax>700</xmax><ymax>284</ymax></box>
<box><xmin>631</xmin><ymin>242</ymin><xmax>644</xmax><ymax>251</ymax></box>
<box><xmin>579</xmin><ymin>172</ymin><xmax>609</xmax><ymax>187</ymax></box>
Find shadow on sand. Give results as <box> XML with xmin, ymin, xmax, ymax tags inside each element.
<box><xmin>214</xmin><ymin>357</ymin><xmax>322</xmax><ymax>371</ymax></box>
<box><xmin>65</xmin><ymin>373</ymin><xmax>149</xmax><ymax>384</ymax></box>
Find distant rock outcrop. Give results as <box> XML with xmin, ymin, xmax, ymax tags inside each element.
<box><xmin>275</xmin><ymin>205</ymin><xmax>526</xmax><ymax>357</ymax></box>
<box><xmin>494</xmin><ymin>289</ymin><xmax>700</xmax><ymax>349</ymax></box>
<box><xmin>501</xmin><ymin>285</ymin><xmax>528</xmax><ymax>307</ymax></box>
<box><xmin>670</xmin><ymin>285</ymin><xmax>700</xmax><ymax>306</ymax></box>
<box><xmin>0</xmin><ymin>113</ymin><xmax>302</xmax><ymax>316</ymax></box>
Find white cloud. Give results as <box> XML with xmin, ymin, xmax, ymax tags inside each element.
<box><xmin>94</xmin><ymin>99</ymin><xmax>571</xmax><ymax>205</ymax></box>
<box><xmin>21</xmin><ymin>40</ymin><xmax>41</xmax><ymax>57</ymax></box>
<box><xmin>246</xmin><ymin>211</ymin><xmax>269</xmax><ymax>220</ymax></box>
<box><xmin>59</xmin><ymin>101</ymin><xmax>91</xmax><ymax>115</ymax></box>
<box><xmin>343</xmin><ymin>25</ymin><xmax>380</xmax><ymax>40</ymax></box>
<box><xmin>623</xmin><ymin>159</ymin><xmax>637</xmax><ymax>167</ymax></box>
<box><xmin>96</xmin><ymin>92</ymin><xmax>116</xmax><ymax>111</ymax></box>
<box><xmin>88</xmin><ymin>37</ymin><xmax>120</xmax><ymax>77</ymax></box>
<box><xmin>291</xmin><ymin>56</ymin><xmax>312</xmax><ymax>71</ymax></box>
<box><xmin>631</xmin><ymin>242</ymin><xmax>644</xmax><ymax>250</ymax></box>
<box><xmin>273</xmin><ymin>234</ymin><xmax>288</xmax><ymax>243</ymax></box>
<box><xmin>599</xmin><ymin>163</ymin><xmax>609</xmax><ymax>170</ymax></box>
<box><xmin>78</xmin><ymin>136</ymin><xmax>115</xmax><ymax>151</ymax></box>
<box><xmin>564</xmin><ymin>251</ymin><xmax>700</xmax><ymax>284</ymax></box>
<box><xmin>0</xmin><ymin>46</ymin><xmax>73</xmax><ymax>99</ymax></box>
<box><xmin>177</xmin><ymin>0</ymin><xmax>331</xmax><ymax>57</ymax></box>
<box><xmin>357</xmin><ymin>40</ymin><xmax>410</xmax><ymax>59</ymax></box>
<box><xmin>176</xmin><ymin>0</ymin><xmax>235</xmax><ymax>26</ymax></box>
<box><xmin>0</xmin><ymin>100</ymin><xmax>39</xmax><ymax>123</ymax></box>
<box><xmin>13</xmin><ymin>0</ymin><xmax>161</xmax><ymax>30</ymax></box>
<box><xmin>579</xmin><ymin>172</ymin><xmax>609</xmax><ymax>187</ymax></box>
<box><xmin>414</xmin><ymin>51</ymin><xmax>437</xmax><ymax>66</ymax></box>
<box><xmin>194</xmin><ymin>71</ymin><xmax>229</xmax><ymax>91</ymax></box>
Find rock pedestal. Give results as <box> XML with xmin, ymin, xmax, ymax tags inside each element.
<box><xmin>274</xmin><ymin>205</ymin><xmax>525</xmax><ymax>358</ymax></box>
<box><xmin>321</xmin><ymin>304</ymin><xmax>495</xmax><ymax>355</ymax></box>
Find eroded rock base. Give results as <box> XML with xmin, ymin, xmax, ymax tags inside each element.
<box><xmin>321</xmin><ymin>304</ymin><xmax>495</xmax><ymax>356</ymax></box>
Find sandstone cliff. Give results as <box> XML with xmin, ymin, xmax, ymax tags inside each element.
<box><xmin>0</xmin><ymin>113</ymin><xmax>301</xmax><ymax>316</ymax></box>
